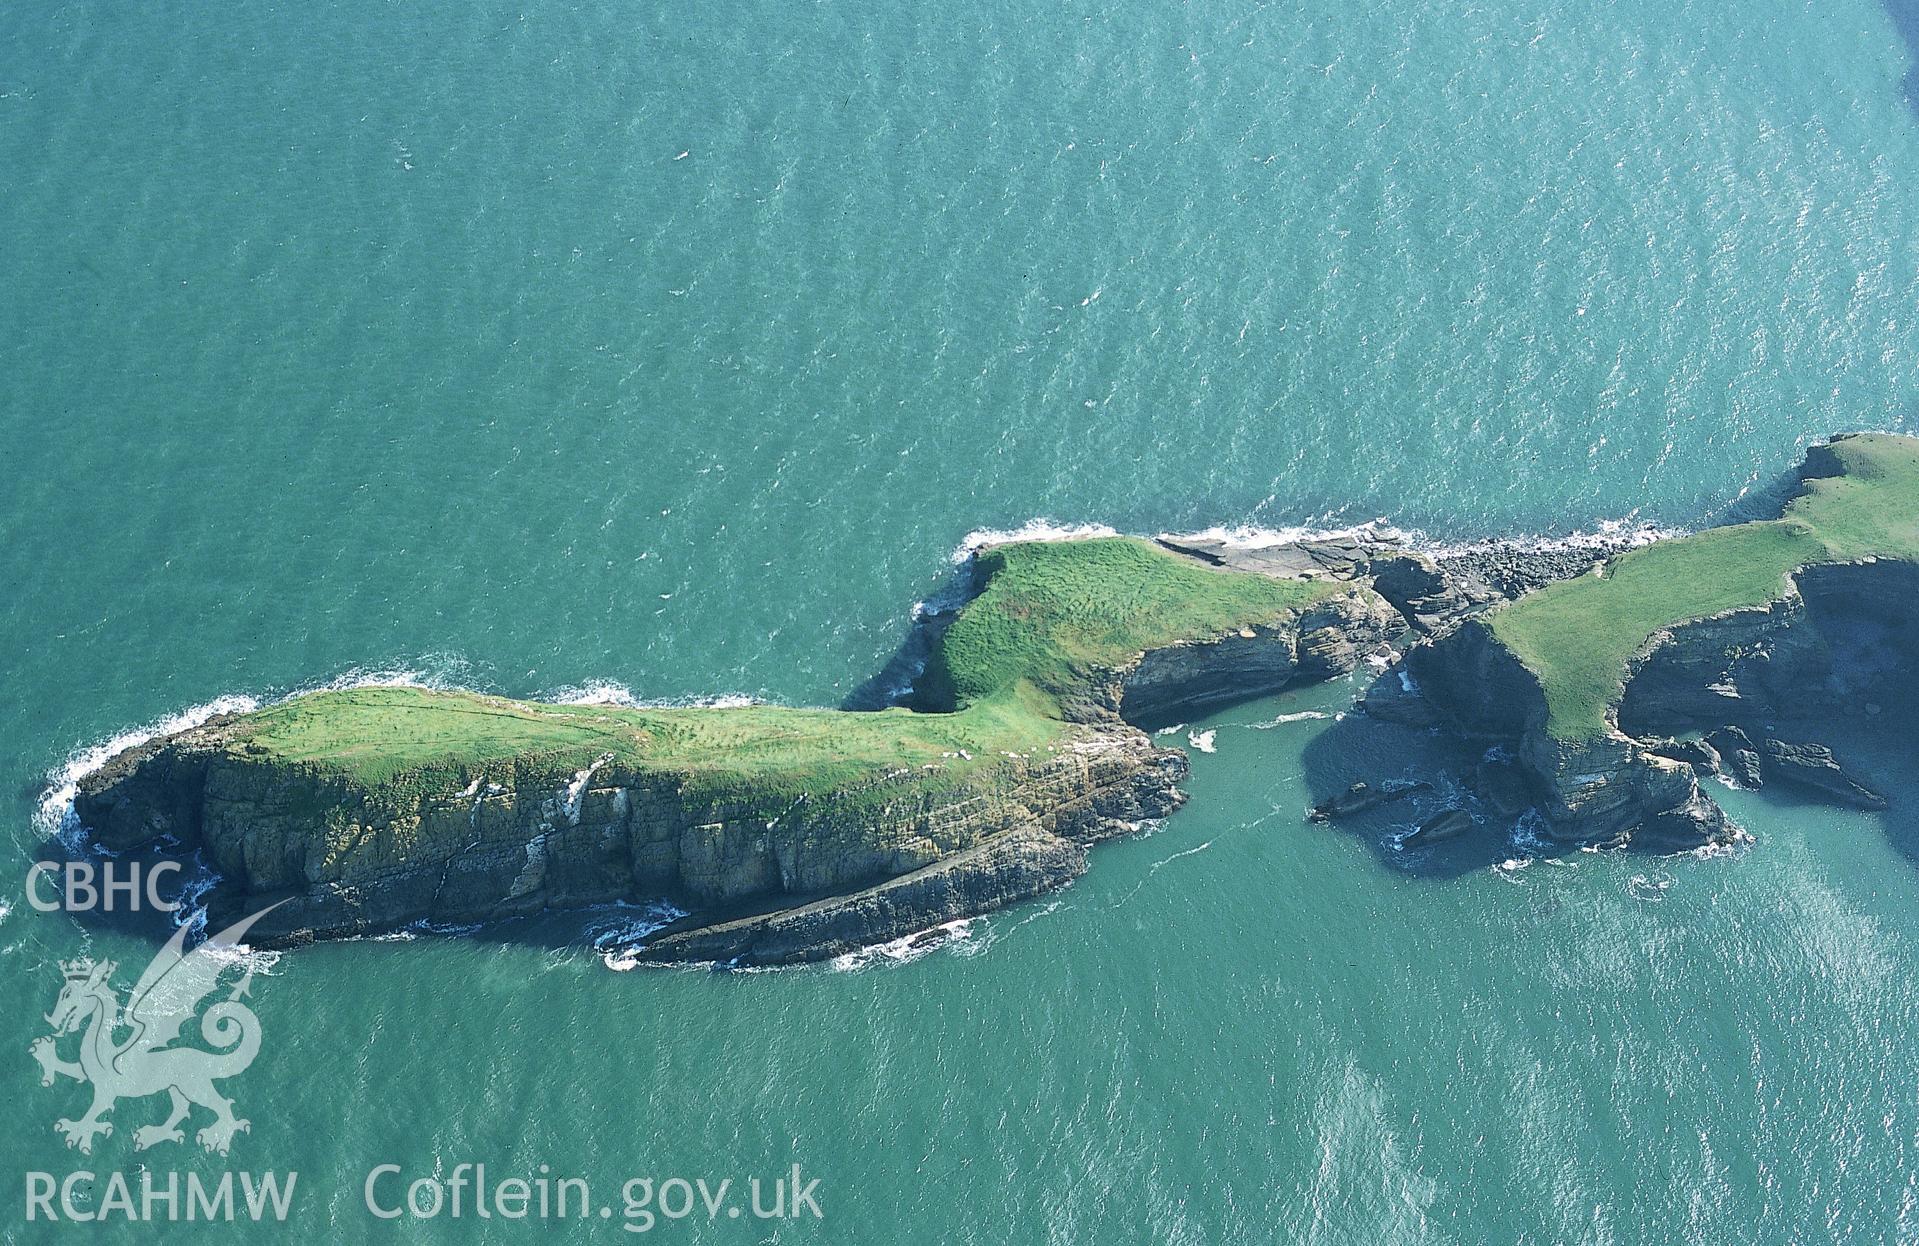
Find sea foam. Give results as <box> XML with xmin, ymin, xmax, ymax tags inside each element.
<box><xmin>828</xmin><ymin>918</ymin><xmax>974</xmax><ymax>971</ymax></box>
<box><xmin>1159</xmin><ymin>519</ymin><xmax>1405</xmax><ymax>549</ymax></box>
<box><xmin>955</xmin><ymin>513</ymin><xmax>1686</xmax><ymax>569</ymax></box>
<box><xmin>549</xmin><ymin>680</ymin><xmax>761</xmax><ymax>710</ymax></box>
<box><xmin>35</xmin><ymin>694</ymin><xmax>261</xmax><ymax>839</ymax></box>
<box><xmin>950</xmin><ymin>519</ymin><xmax>1119</xmax><ymax>563</ymax></box>
<box><xmin>33</xmin><ymin>663</ymin><xmax>470</xmax><ymax>842</ymax></box>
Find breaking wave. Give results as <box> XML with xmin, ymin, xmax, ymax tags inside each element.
<box><xmin>549</xmin><ymin>680</ymin><xmax>762</xmax><ymax>710</ymax></box>
<box><xmin>953</xmin><ymin>513</ymin><xmax>1688</xmax><ymax>569</ymax></box>
<box><xmin>1159</xmin><ymin>519</ymin><xmax>1405</xmax><ymax>549</ymax></box>
<box><xmin>1414</xmin><ymin>517</ymin><xmax>1685</xmax><ymax>559</ymax></box>
<box><xmin>284</xmin><ymin>663</ymin><xmax>460</xmax><ymax>698</ymax></box>
<box><xmin>829</xmin><ymin>919</ymin><xmax>974</xmax><ymax>971</ymax></box>
<box><xmin>591</xmin><ymin>902</ymin><xmax>692</xmax><ymax>971</ymax></box>
<box><xmin>33</xmin><ymin>660</ymin><xmax>470</xmax><ymax>842</ymax></box>
<box><xmin>1248</xmin><ymin>710</ymin><xmax>1332</xmax><ymax>728</ymax></box>
<box><xmin>950</xmin><ymin>519</ymin><xmax>1118</xmax><ymax>563</ymax></box>
<box><xmin>34</xmin><ymin>694</ymin><xmax>261</xmax><ymax>838</ymax></box>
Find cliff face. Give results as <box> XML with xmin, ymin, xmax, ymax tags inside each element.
<box><xmin>1366</xmin><ymin>436</ymin><xmax>1919</xmax><ymax>848</ymax></box>
<box><xmin>1399</xmin><ymin>556</ymin><xmax>1917</xmax><ymax>846</ymax></box>
<box><xmin>1112</xmin><ymin>590</ymin><xmax>1398</xmax><ymax>724</ymax></box>
<box><xmin>69</xmin><ymin>535</ymin><xmax>1402</xmax><ymax>965</ymax></box>
<box><xmin>1404</xmin><ymin>620</ymin><xmax>1545</xmax><ymax>740</ymax></box>
<box><xmin>75</xmin><ymin>713</ymin><xmax>1185</xmax><ymax>948</ymax></box>
<box><xmin>1617</xmin><ymin>595</ymin><xmax>1833</xmax><ymax>738</ymax></box>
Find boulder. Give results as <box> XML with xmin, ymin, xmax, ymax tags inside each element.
<box><xmin>1761</xmin><ymin>740</ymin><xmax>1887</xmax><ymax>811</ymax></box>
<box><xmin>1402</xmin><ymin>808</ymin><xmax>1474</xmax><ymax>846</ymax></box>
<box><xmin>1705</xmin><ymin>726</ymin><xmax>1765</xmax><ymax>789</ymax></box>
<box><xmin>1309</xmin><ymin>780</ymin><xmax>1430</xmax><ymax>823</ymax></box>
<box><xmin>1639</xmin><ymin>788</ymin><xmax>1733</xmax><ymax>847</ymax></box>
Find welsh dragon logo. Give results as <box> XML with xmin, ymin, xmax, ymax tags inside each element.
<box><xmin>29</xmin><ymin>904</ymin><xmax>282</xmax><ymax>1156</ymax></box>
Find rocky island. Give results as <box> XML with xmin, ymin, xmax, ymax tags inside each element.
<box><xmin>74</xmin><ymin>537</ymin><xmax>1397</xmax><ymax>964</ymax></box>
<box><xmin>1397</xmin><ymin>431</ymin><xmax>1919</xmax><ymax>846</ymax></box>
<box><xmin>69</xmin><ymin>434</ymin><xmax>1919</xmax><ymax>964</ymax></box>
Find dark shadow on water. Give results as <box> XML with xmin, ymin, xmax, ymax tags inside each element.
<box><xmin>1769</xmin><ymin>697</ymin><xmax>1919</xmax><ymax>871</ymax></box>
<box><xmin>1298</xmin><ymin>685</ymin><xmax>1919</xmax><ymax>881</ymax></box>
<box><xmin>1298</xmin><ymin>705</ymin><xmax>1544</xmax><ymax>880</ymax></box>
<box><xmin>838</xmin><ymin>558</ymin><xmax>982</xmax><ymax>712</ymax></box>
<box><xmin>1885</xmin><ymin>0</ymin><xmax>1919</xmax><ymax>118</ymax></box>
<box><xmin>1714</xmin><ymin>458</ymin><xmax>1811</xmax><ymax>527</ymax></box>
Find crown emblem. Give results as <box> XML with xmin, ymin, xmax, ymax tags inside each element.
<box><xmin>60</xmin><ymin>957</ymin><xmax>107</xmax><ymax>981</ymax></box>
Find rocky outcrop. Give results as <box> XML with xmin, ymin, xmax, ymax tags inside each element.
<box><xmin>1430</xmin><ymin>541</ymin><xmax>1630</xmax><ymax>599</ymax></box>
<box><xmin>1367</xmin><ymin>553</ymin><xmax>1502</xmax><ymax>635</ymax></box>
<box><xmin>1706</xmin><ymin>726</ymin><xmax>1764</xmax><ymax>789</ymax></box>
<box><xmin>1617</xmin><ymin>594</ymin><xmax>1835</xmax><ymax>739</ymax></box>
<box><xmin>1156</xmin><ymin>528</ymin><xmax>1647</xmax><ymax>611</ymax></box>
<box><xmin>1403</xmin><ymin>808</ymin><xmax>1474</xmax><ymax>846</ymax></box>
<box><xmin>1403</xmin><ymin>620</ymin><xmax>1545</xmax><ymax>739</ymax></box>
<box><xmin>1371</xmin><ymin>436</ymin><xmax>1919</xmax><ymax>846</ymax></box>
<box><xmin>1761</xmin><ymin>740</ymin><xmax>1886</xmax><ymax>810</ymax></box>
<box><xmin>636</xmin><ymin>825</ymin><xmax>1085</xmax><ymax>967</ymax></box>
<box><xmin>1510</xmin><ymin>729</ymin><xmax>1727</xmax><ymax>845</ymax></box>
<box><xmin>1645</xmin><ymin>736</ymin><xmax>1721</xmax><ymax>774</ymax></box>
<box><xmin>1309</xmin><ymin>780</ymin><xmax>1430</xmax><ymax>822</ymax></box>
<box><xmin>1157</xmin><ymin>531</ymin><xmax>1387</xmax><ymax>581</ymax></box>
<box><xmin>1387</xmin><ymin>554</ymin><xmax>1917</xmax><ymax>847</ymax></box>
<box><xmin>76</xmin><ymin>717</ymin><xmax>1185</xmax><ymax>953</ymax></box>
<box><xmin>1113</xmin><ymin>589</ymin><xmax>1398</xmax><ymax>723</ymax></box>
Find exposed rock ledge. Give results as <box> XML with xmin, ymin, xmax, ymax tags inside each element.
<box><xmin>71</xmin><ymin>536</ymin><xmax>1395</xmax><ymax>966</ymax></box>
<box><xmin>69</xmin><ymin>436</ymin><xmax>1916</xmax><ymax>962</ymax></box>
<box><xmin>1381</xmin><ymin>433</ymin><xmax>1918</xmax><ymax>848</ymax></box>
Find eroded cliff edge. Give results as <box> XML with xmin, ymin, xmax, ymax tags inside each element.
<box><xmin>66</xmin><ymin>434</ymin><xmax>1919</xmax><ymax>963</ymax></box>
<box><xmin>72</xmin><ymin>537</ymin><xmax>1397</xmax><ymax>965</ymax></box>
<box><xmin>1383</xmin><ymin>433</ymin><xmax>1919</xmax><ymax>847</ymax></box>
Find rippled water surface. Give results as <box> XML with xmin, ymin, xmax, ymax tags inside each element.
<box><xmin>4</xmin><ymin>0</ymin><xmax>1919</xmax><ymax>1239</ymax></box>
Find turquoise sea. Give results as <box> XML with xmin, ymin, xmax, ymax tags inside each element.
<box><xmin>5</xmin><ymin>0</ymin><xmax>1919</xmax><ymax>1239</ymax></box>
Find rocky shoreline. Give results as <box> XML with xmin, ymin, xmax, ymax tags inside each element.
<box><xmin>1352</xmin><ymin>434</ymin><xmax>1914</xmax><ymax>849</ymax></box>
<box><xmin>62</xmin><ymin>435</ymin><xmax>1919</xmax><ymax>966</ymax></box>
<box><xmin>69</xmin><ymin>537</ymin><xmax>1395</xmax><ymax>966</ymax></box>
<box><xmin>56</xmin><ymin>523</ymin><xmax>1681</xmax><ymax>965</ymax></box>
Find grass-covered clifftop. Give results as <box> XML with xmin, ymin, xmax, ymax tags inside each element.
<box><xmin>917</xmin><ymin>536</ymin><xmax>1339</xmax><ymax>716</ymax></box>
<box><xmin>193</xmin><ymin>536</ymin><xmax>1341</xmax><ymax>806</ymax></box>
<box><xmin>74</xmin><ymin>534</ymin><xmax>1364</xmax><ymax>944</ymax></box>
<box><xmin>223</xmin><ymin>685</ymin><xmax>1062</xmax><ymax>808</ymax></box>
<box><xmin>1487</xmin><ymin>433</ymin><xmax>1919</xmax><ymax>741</ymax></box>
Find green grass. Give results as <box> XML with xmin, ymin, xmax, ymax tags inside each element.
<box><xmin>229</xmin><ymin>685</ymin><xmax>1062</xmax><ymax>805</ymax></box>
<box><xmin>218</xmin><ymin>536</ymin><xmax>1334</xmax><ymax>804</ymax></box>
<box><xmin>1489</xmin><ymin>434</ymin><xmax>1919</xmax><ymax>741</ymax></box>
<box><xmin>919</xmin><ymin>536</ymin><xmax>1339</xmax><ymax>714</ymax></box>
